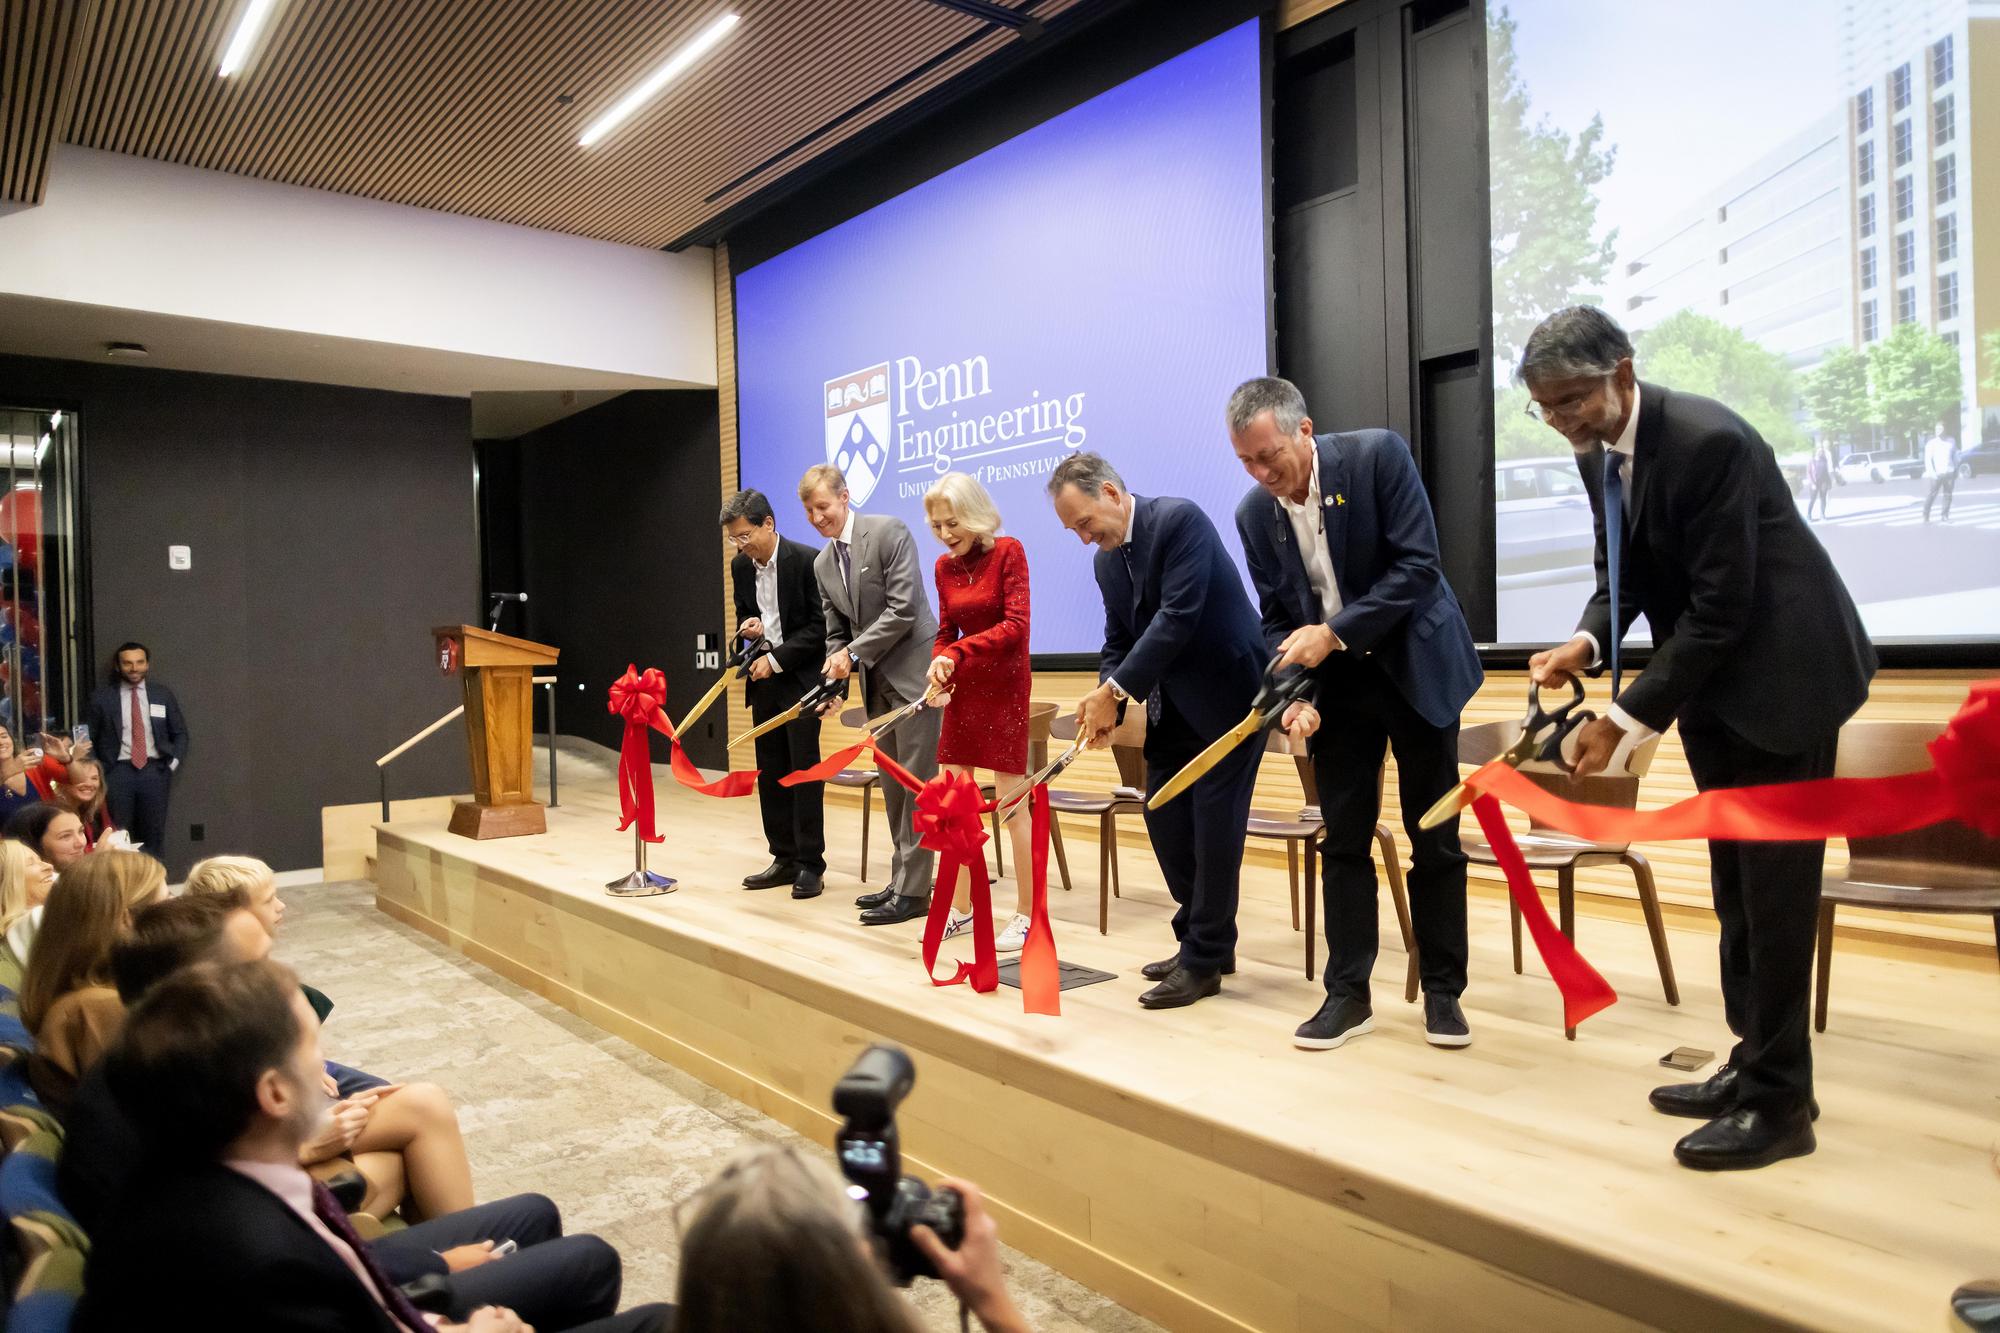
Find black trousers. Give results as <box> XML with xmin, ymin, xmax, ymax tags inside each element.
<box><xmin>1142</xmin><ymin>693</ymin><xmax>1260</xmax><ymax>974</ymax></box>
<box><xmin>1925</xmin><ymin>472</ymin><xmax>1957</xmax><ymax>521</ymax></box>
<box><xmin>1677</xmin><ymin>716</ymin><xmax>1839</xmax><ymax>1112</ymax></box>
<box><xmin>104</xmin><ymin>759</ymin><xmax>171</xmax><ymax>856</ymax></box>
<box><xmin>372</xmin><ymin>1193</ymin><xmax>672</xmax><ymax>1332</ymax></box>
<box><xmin>1312</xmin><ymin>654</ymin><xmax>1468</xmax><ymax>1005</ymax></box>
<box><xmin>747</xmin><ymin>675</ymin><xmax>826</xmax><ymax>874</ymax></box>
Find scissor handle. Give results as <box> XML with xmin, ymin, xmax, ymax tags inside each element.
<box><xmin>1525</xmin><ymin>675</ymin><xmax>1586</xmax><ymax>727</ymax></box>
<box><xmin>1251</xmin><ymin>652</ymin><xmax>1318</xmax><ymax>719</ymax></box>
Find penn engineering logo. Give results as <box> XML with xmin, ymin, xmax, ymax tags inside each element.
<box><xmin>824</xmin><ymin>363</ymin><xmax>890</xmax><ymax>506</ymax></box>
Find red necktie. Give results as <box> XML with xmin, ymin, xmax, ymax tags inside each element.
<box><xmin>308</xmin><ymin>1178</ymin><xmax>431</xmax><ymax>1332</ymax></box>
<box><xmin>129</xmin><ymin>688</ymin><xmax>148</xmax><ymax>768</ymax></box>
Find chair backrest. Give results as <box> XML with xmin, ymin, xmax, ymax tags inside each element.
<box><xmin>1454</xmin><ymin>716</ymin><xmax>1662</xmax><ymax>836</ymax></box>
<box><xmin>1050</xmin><ymin>708</ymin><xmax>1148</xmax><ymax>791</ymax></box>
<box><xmin>837</xmin><ymin>705</ymin><xmax>868</xmax><ymax>728</ymax></box>
<box><xmin>1026</xmin><ymin>701</ymin><xmax>1059</xmax><ymax>772</ymax></box>
<box><xmin>1264</xmin><ymin>728</ymin><xmax>1320</xmax><ymax>807</ymax></box>
<box><xmin>1834</xmin><ymin>720</ymin><xmax>2000</xmax><ymax>885</ymax></box>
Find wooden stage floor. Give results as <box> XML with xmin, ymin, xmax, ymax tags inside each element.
<box><xmin>370</xmin><ymin>758</ymin><xmax>2000</xmax><ymax>1333</ymax></box>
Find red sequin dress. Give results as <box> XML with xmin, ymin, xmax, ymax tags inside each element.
<box><xmin>933</xmin><ymin>536</ymin><xmax>1031</xmax><ymax>773</ymax></box>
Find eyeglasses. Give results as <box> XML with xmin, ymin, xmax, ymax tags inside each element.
<box><xmin>724</xmin><ymin>532</ymin><xmax>757</xmax><ymax>548</ymax></box>
<box><xmin>1524</xmin><ymin>378</ymin><xmax>1610</xmax><ymax>425</ymax></box>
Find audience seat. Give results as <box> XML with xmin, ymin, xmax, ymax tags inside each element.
<box><xmin>0</xmin><ymin>1126</ymin><xmax>85</xmax><ymax>1333</ymax></box>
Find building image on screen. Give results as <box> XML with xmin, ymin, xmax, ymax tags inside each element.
<box><xmin>1487</xmin><ymin>0</ymin><xmax>2000</xmax><ymax>647</ymax></box>
<box><xmin>735</xmin><ymin>19</ymin><xmax>1269</xmax><ymax>655</ymax></box>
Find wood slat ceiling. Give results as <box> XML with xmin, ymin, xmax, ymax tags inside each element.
<box><xmin>2</xmin><ymin>0</ymin><xmax>1092</xmax><ymax>248</ymax></box>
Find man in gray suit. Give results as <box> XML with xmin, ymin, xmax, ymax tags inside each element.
<box><xmin>798</xmin><ymin>463</ymin><xmax>942</xmax><ymax>925</ymax></box>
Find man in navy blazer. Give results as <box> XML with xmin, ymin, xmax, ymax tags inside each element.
<box><xmin>85</xmin><ymin>641</ymin><xmax>190</xmax><ymax>859</ymax></box>
<box><xmin>1229</xmin><ymin>378</ymin><xmax>1483</xmax><ymax>1052</ymax></box>
<box><xmin>1050</xmin><ymin>453</ymin><xmax>1266</xmax><ymax>1010</ymax></box>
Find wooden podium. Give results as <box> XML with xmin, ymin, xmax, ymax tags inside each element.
<box><xmin>433</xmin><ymin>625</ymin><xmax>559</xmax><ymax>839</ymax></box>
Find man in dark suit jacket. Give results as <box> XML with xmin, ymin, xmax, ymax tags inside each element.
<box><xmin>85</xmin><ymin>641</ymin><xmax>189</xmax><ymax>858</ymax></box>
<box><xmin>78</xmin><ymin>958</ymin><xmax>670</xmax><ymax>1333</ymax></box>
<box><xmin>1228</xmin><ymin>378</ymin><xmax>1484</xmax><ymax>1052</ymax></box>
<box><xmin>1522</xmin><ymin>306</ymin><xmax>1876</xmax><ymax>1172</ymax></box>
<box><xmin>1051</xmin><ymin>453</ymin><xmax>1266</xmax><ymax>1011</ymax></box>
<box><xmin>723</xmin><ymin>489</ymin><xmax>829</xmax><ymax>900</ymax></box>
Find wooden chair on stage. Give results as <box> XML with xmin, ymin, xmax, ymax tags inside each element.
<box><xmin>1046</xmin><ymin>708</ymin><xmax>1148</xmax><ymax>933</ymax></box>
<box><xmin>1815</xmin><ymin>720</ymin><xmax>2000</xmax><ymax>1032</ymax></box>
<box><xmin>1456</xmin><ymin>718</ymin><xmax>1679</xmax><ymax>1036</ymax></box>
<box><xmin>979</xmin><ymin>702</ymin><xmax>1062</xmax><ymax>882</ymax></box>
<box><xmin>833</xmin><ymin>706</ymin><xmax>885</xmax><ymax>881</ymax></box>
<box><xmin>1253</xmin><ymin>733</ymin><xmax>1418</xmax><ymax>995</ymax></box>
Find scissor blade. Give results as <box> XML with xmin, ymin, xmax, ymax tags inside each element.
<box><xmin>993</xmin><ymin>741</ymin><xmax>1085</xmax><ymax>822</ymax></box>
<box><xmin>1146</xmin><ymin>711</ymin><xmax>1263</xmax><ymax>811</ymax></box>
<box><xmin>1418</xmin><ymin>780</ymin><xmax>1474</xmax><ymax>831</ymax></box>
<box><xmin>729</xmin><ymin>703</ymin><xmax>799</xmax><ymax>749</ymax></box>
<box><xmin>672</xmin><ymin>674</ymin><xmax>731</xmax><ymax>737</ymax></box>
<box><xmin>864</xmin><ymin>696</ymin><xmax>924</xmax><ymax>740</ymax></box>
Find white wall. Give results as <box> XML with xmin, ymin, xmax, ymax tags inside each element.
<box><xmin>0</xmin><ymin>146</ymin><xmax>715</xmax><ymax>387</ymax></box>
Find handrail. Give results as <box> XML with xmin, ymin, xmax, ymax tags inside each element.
<box><xmin>376</xmin><ymin>674</ymin><xmax>561</xmax><ymax>821</ymax></box>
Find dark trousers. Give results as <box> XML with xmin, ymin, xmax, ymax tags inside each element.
<box><xmin>1677</xmin><ymin>717</ymin><xmax>1838</xmax><ymax>1113</ymax></box>
<box><xmin>372</xmin><ymin>1193</ymin><xmax>672</xmax><ymax>1332</ymax></box>
<box><xmin>104</xmin><ymin>759</ymin><xmax>171</xmax><ymax>857</ymax></box>
<box><xmin>1313</xmin><ymin>654</ymin><xmax>1468</xmax><ymax>1004</ymax></box>
<box><xmin>747</xmin><ymin>676</ymin><xmax>825</xmax><ymax>873</ymax></box>
<box><xmin>1142</xmin><ymin>694</ymin><xmax>1260</xmax><ymax>974</ymax></box>
<box><xmin>1925</xmin><ymin>472</ymin><xmax>1956</xmax><ymax>521</ymax></box>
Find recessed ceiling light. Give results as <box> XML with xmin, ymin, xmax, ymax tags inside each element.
<box><xmin>219</xmin><ymin>0</ymin><xmax>280</xmax><ymax>77</ymax></box>
<box><xmin>579</xmin><ymin>12</ymin><xmax>739</xmax><ymax>148</ymax></box>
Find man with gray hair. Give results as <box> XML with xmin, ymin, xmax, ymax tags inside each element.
<box><xmin>1227</xmin><ymin>376</ymin><xmax>1482</xmax><ymax>1053</ymax></box>
<box><xmin>1521</xmin><ymin>305</ymin><xmax>1875</xmax><ymax>1171</ymax></box>
<box><xmin>798</xmin><ymin>463</ymin><xmax>942</xmax><ymax>926</ymax></box>
<box><xmin>1049</xmin><ymin>453</ymin><xmax>1266</xmax><ymax>1010</ymax></box>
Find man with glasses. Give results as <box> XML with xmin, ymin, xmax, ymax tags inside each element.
<box><xmin>1520</xmin><ymin>306</ymin><xmax>1875</xmax><ymax>1172</ymax></box>
<box><xmin>722</xmin><ymin>490</ymin><xmax>829</xmax><ymax>900</ymax></box>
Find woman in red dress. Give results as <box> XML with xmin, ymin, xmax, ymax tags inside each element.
<box><xmin>923</xmin><ymin>473</ymin><xmax>1035</xmax><ymax>951</ymax></box>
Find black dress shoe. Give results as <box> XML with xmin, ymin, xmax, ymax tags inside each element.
<box><xmin>791</xmin><ymin>870</ymin><xmax>823</xmax><ymax>900</ymax></box>
<box><xmin>859</xmin><ymin>895</ymin><xmax>929</xmax><ymax>926</ymax></box>
<box><xmin>1137</xmin><ymin>966</ymin><xmax>1220</xmax><ymax>1010</ymax></box>
<box><xmin>1139</xmin><ymin>953</ymin><xmax>1236</xmax><ymax>981</ymax></box>
<box><xmin>1673</xmin><ymin>1104</ymin><xmax>1815</xmax><ymax>1171</ymax></box>
<box><xmin>1294</xmin><ymin>996</ymin><xmax>1373</xmax><ymax>1050</ymax></box>
<box><xmin>1422</xmin><ymin>993</ymin><xmax>1472</xmax><ymax>1048</ymax></box>
<box><xmin>742</xmin><ymin>860</ymin><xmax>798</xmax><ymax>890</ymax></box>
<box><xmin>854</xmin><ymin>886</ymin><xmax>896</xmax><ymax>910</ymax></box>
<box><xmin>1951</xmin><ymin>1278</ymin><xmax>2000</xmax><ymax>1331</ymax></box>
<box><xmin>1651</xmin><ymin>1065</ymin><xmax>1820</xmax><ymax>1121</ymax></box>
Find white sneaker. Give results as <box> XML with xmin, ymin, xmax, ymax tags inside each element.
<box><xmin>941</xmin><ymin>908</ymin><xmax>975</xmax><ymax>941</ymax></box>
<box><xmin>995</xmin><ymin>913</ymin><xmax>1031</xmax><ymax>952</ymax></box>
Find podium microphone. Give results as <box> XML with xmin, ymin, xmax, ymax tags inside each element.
<box><xmin>487</xmin><ymin>591</ymin><xmax>528</xmax><ymax>632</ymax></box>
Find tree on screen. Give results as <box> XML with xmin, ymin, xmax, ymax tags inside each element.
<box><xmin>1983</xmin><ymin>328</ymin><xmax>2000</xmax><ymax>396</ymax></box>
<box><xmin>1869</xmin><ymin>323</ymin><xmax>1964</xmax><ymax>450</ymax></box>
<box><xmin>1633</xmin><ymin>311</ymin><xmax>1803</xmax><ymax>452</ymax></box>
<box><xmin>1487</xmin><ymin>7</ymin><xmax>1618</xmax><ymax>368</ymax></box>
<box><xmin>1800</xmin><ymin>347</ymin><xmax>1872</xmax><ymax>453</ymax></box>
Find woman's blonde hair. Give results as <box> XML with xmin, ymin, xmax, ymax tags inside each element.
<box><xmin>674</xmin><ymin>1144</ymin><xmax>921</xmax><ymax>1333</ymax></box>
<box><xmin>923</xmin><ymin>471</ymin><xmax>1002</xmax><ymax>549</ymax></box>
<box><xmin>0</xmin><ymin>841</ymin><xmax>45</xmax><ymax>935</ymax></box>
<box><xmin>185</xmin><ymin>855</ymin><xmax>276</xmax><ymax>901</ymax></box>
<box><xmin>20</xmin><ymin>850</ymin><xmax>165</xmax><ymax>1033</ymax></box>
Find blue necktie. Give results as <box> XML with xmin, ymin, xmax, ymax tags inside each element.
<box><xmin>1604</xmin><ymin>451</ymin><xmax>1626</xmax><ymax>700</ymax></box>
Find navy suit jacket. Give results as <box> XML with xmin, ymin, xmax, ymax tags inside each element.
<box><xmin>1095</xmin><ymin>495</ymin><xmax>1264</xmax><ymax>742</ymax></box>
<box><xmin>85</xmin><ymin>679</ymin><xmax>189</xmax><ymax>768</ymax></box>
<box><xmin>1234</xmin><ymin>430</ymin><xmax>1481</xmax><ymax>730</ymax></box>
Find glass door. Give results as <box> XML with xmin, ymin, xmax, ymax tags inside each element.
<box><xmin>0</xmin><ymin>407</ymin><xmax>82</xmax><ymax>737</ymax></box>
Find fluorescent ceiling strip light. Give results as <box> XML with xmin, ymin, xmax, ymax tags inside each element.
<box><xmin>579</xmin><ymin>12</ymin><xmax>740</xmax><ymax>148</ymax></box>
<box><xmin>219</xmin><ymin>0</ymin><xmax>280</xmax><ymax>77</ymax></box>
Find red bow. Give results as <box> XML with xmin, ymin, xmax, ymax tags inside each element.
<box><xmin>914</xmin><ymin>771</ymin><xmax>989</xmax><ymax>863</ymax></box>
<box><xmin>607</xmin><ymin>665</ymin><xmax>758</xmax><ymax>843</ymax></box>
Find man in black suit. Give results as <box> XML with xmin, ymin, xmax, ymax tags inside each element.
<box><xmin>1051</xmin><ymin>453</ymin><xmax>1267</xmax><ymax>1011</ymax></box>
<box><xmin>77</xmin><ymin>958</ymin><xmax>671</xmax><ymax>1333</ymax></box>
<box><xmin>1521</xmin><ymin>306</ymin><xmax>1876</xmax><ymax>1172</ymax></box>
<box><xmin>85</xmin><ymin>641</ymin><xmax>189</xmax><ymax>857</ymax></box>
<box><xmin>1227</xmin><ymin>378</ymin><xmax>1485</xmax><ymax>1052</ymax></box>
<box><xmin>723</xmin><ymin>489</ymin><xmax>828</xmax><ymax>900</ymax></box>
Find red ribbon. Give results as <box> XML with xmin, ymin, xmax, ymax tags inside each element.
<box><xmin>1470</xmin><ymin>794</ymin><xmax>1618</xmax><ymax>1030</ymax></box>
<box><xmin>607</xmin><ymin>665</ymin><xmax>758</xmax><ymax>841</ymax></box>
<box><xmin>784</xmin><ymin>735</ymin><xmax>1060</xmax><ymax>1015</ymax></box>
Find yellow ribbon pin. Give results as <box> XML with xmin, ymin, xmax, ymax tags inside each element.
<box><xmin>1335</xmin><ymin>493</ymin><xmax>1345</xmax><ymax>505</ymax></box>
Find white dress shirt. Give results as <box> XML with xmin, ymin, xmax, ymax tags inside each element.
<box><xmin>1277</xmin><ymin>447</ymin><xmax>1345</xmax><ymax>620</ymax></box>
<box><xmin>1924</xmin><ymin>434</ymin><xmax>1957</xmax><ymax>479</ymax></box>
<box><xmin>224</xmin><ymin>1158</ymin><xmax>424</xmax><ymax>1328</ymax></box>
<box><xmin>752</xmin><ymin>548</ymin><xmax>786</xmax><ymax>649</ymax></box>
<box><xmin>1570</xmin><ymin>386</ymin><xmax>1654</xmax><ymax>742</ymax></box>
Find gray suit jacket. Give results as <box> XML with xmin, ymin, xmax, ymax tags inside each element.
<box><xmin>814</xmin><ymin>512</ymin><xmax>939</xmax><ymax>707</ymax></box>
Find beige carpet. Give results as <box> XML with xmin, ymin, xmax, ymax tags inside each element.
<box><xmin>284</xmin><ymin>880</ymin><xmax>1159</xmax><ymax>1332</ymax></box>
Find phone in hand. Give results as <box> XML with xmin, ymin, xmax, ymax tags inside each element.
<box><xmin>71</xmin><ymin>724</ymin><xmax>90</xmax><ymax>745</ymax></box>
<box><xmin>490</xmin><ymin>1240</ymin><xmax>518</xmax><ymax>1259</ymax></box>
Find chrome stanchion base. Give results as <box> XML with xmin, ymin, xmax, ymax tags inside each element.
<box><xmin>605</xmin><ymin>830</ymin><xmax>677</xmax><ymax>897</ymax></box>
<box><xmin>1953</xmin><ymin>1280</ymin><xmax>2000</xmax><ymax>1330</ymax></box>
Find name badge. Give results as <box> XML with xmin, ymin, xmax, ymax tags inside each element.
<box><xmin>149</xmin><ymin>703</ymin><xmax>167</xmax><ymax>719</ymax></box>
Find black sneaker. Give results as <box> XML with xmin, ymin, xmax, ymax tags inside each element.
<box><xmin>1423</xmin><ymin>993</ymin><xmax>1472</xmax><ymax>1048</ymax></box>
<box><xmin>1294</xmin><ymin>996</ymin><xmax>1373</xmax><ymax>1050</ymax></box>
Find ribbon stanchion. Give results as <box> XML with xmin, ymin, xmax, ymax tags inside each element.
<box><xmin>604</xmin><ymin>665</ymin><xmax>760</xmax><ymax>896</ymax></box>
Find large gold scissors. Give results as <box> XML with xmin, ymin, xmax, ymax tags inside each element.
<box><xmin>991</xmin><ymin>736</ymin><xmax>1088</xmax><ymax>825</ymax></box>
<box><xmin>1417</xmin><ymin>677</ymin><xmax>1595</xmax><ymax>830</ymax></box>
<box><xmin>1146</xmin><ymin>654</ymin><xmax>1318</xmax><ymax>811</ymax></box>
<box><xmin>727</xmin><ymin>674</ymin><xmax>849</xmax><ymax>748</ymax></box>
<box><xmin>673</xmin><ymin>636</ymin><xmax>769</xmax><ymax>736</ymax></box>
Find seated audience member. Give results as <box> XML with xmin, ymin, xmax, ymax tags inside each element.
<box><xmin>186</xmin><ymin>854</ymin><xmax>390</xmax><ymax>1094</ymax></box>
<box><xmin>21</xmin><ymin>849</ymin><xmax>166</xmax><ymax>1109</ymax></box>
<box><xmin>0</xmin><ymin>838</ymin><xmax>56</xmax><ymax>987</ymax></box>
<box><xmin>51</xmin><ymin>754</ymin><xmax>117</xmax><ymax>849</ymax></box>
<box><xmin>5</xmin><ymin>802</ymin><xmax>94</xmax><ymax>875</ymax></box>
<box><xmin>676</xmin><ymin>1143</ymin><xmax>1027</xmax><ymax>1333</ymax></box>
<box><xmin>76</xmin><ymin>958</ymin><xmax>672</xmax><ymax>1333</ymax></box>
